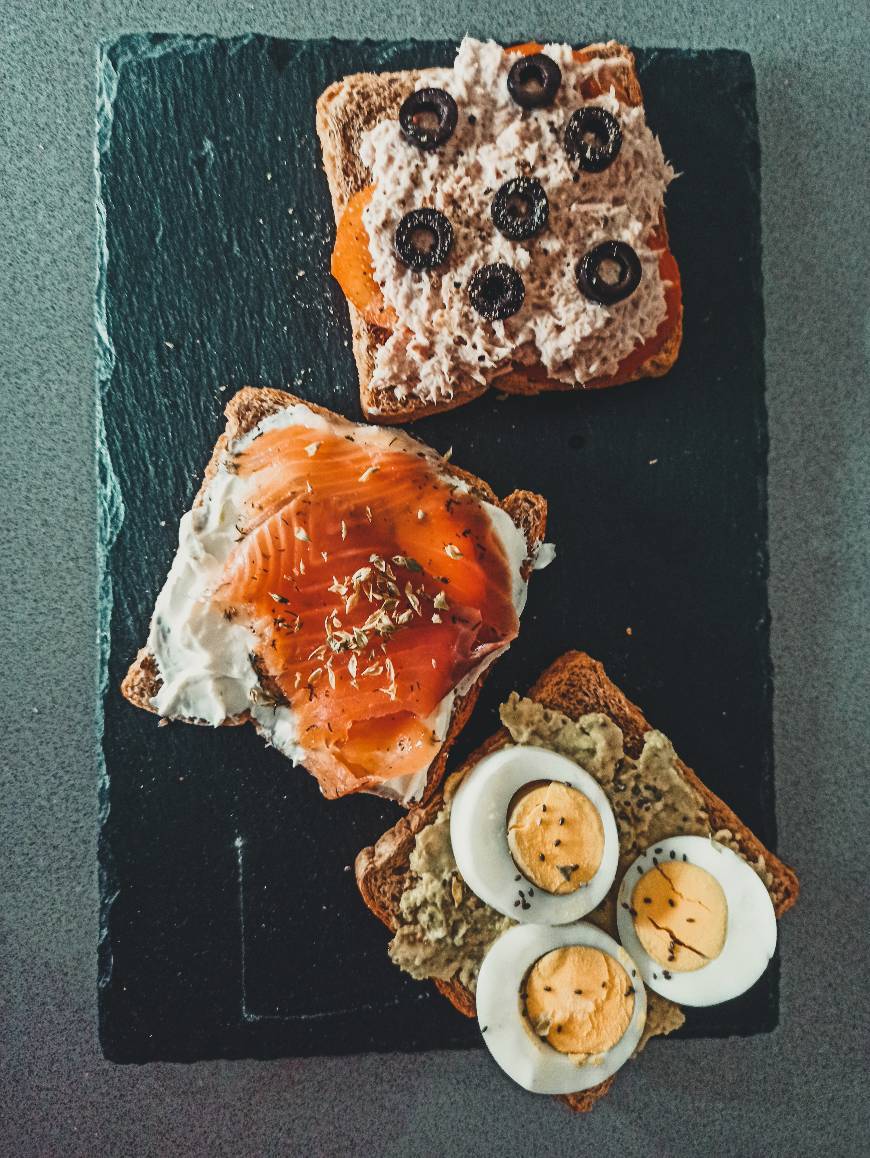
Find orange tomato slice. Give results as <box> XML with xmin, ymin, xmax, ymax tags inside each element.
<box><xmin>330</xmin><ymin>185</ymin><xmax>397</xmax><ymax>329</ymax></box>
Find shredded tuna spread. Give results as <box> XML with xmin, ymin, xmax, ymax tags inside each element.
<box><xmin>361</xmin><ymin>37</ymin><xmax>675</xmax><ymax>407</ymax></box>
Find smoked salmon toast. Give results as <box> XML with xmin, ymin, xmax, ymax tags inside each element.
<box><xmin>122</xmin><ymin>387</ymin><xmax>549</xmax><ymax>804</ymax></box>
<box><xmin>317</xmin><ymin>38</ymin><xmax>682</xmax><ymax>422</ymax></box>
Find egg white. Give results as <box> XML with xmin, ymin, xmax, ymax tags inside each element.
<box><xmin>449</xmin><ymin>744</ymin><xmax>619</xmax><ymax>924</ymax></box>
<box><xmin>615</xmin><ymin>835</ymin><xmax>777</xmax><ymax>1006</ymax></box>
<box><xmin>476</xmin><ymin>922</ymin><xmax>647</xmax><ymax>1095</ymax></box>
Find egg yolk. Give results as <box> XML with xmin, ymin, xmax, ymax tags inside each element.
<box><xmin>631</xmin><ymin>860</ymin><xmax>728</xmax><ymax>972</ymax></box>
<box><xmin>523</xmin><ymin>946</ymin><xmax>635</xmax><ymax>1056</ymax></box>
<box><xmin>507</xmin><ymin>780</ymin><xmax>604</xmax><ymax>895</ymax></box>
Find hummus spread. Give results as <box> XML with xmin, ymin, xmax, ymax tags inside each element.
<box><xmin>389</xmin><ymin>804</ymin><xmax>512</xmax><ymax>989</ymax></box>
<box><xmin>387</xmin><ymin>693</ymin><xmax>774</xmax><ymax>1048</ymax></box>
<box><xmin>361</xmin><ymin>37</ymin><xmax>675</xmax><ymax>407</ymax></box>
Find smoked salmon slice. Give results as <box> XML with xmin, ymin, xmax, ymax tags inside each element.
<box><xmin>212</xmin><ymin>413</ymin><xmax>524</xmax><ymax>798</ymax></box>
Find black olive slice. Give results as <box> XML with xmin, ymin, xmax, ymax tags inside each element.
<box><xmin>468</xmin><ymin>263</ymin><xmax>525</xmax><ymax>320</ymax></box>
<box><xmin>576</xmin><ymin>241</ymin><xmax>642</xmax><ymax>304</ymax></box>
<box><xmin>564</xmin><ymin>107</ymin><xmax>623</xmax><ymax>172</ymax></box>
<box><xmin>491</xmin><ymin>177</ymin><xmax>549</xmax><ymax>242</ymax></box>
<box><xmin>398</xmin><ymin>88</ymin><xmax>458</xmax><ymax>151</ymax></box>
<box><xmin>393</xmin><ymin>209</ymin><xmax>454</xmax><ymax>270</ymax></box>
<box><xmin>507</xmin><ymin>53</ymin><xmax>562</xmax><ymax>109</ymax></box>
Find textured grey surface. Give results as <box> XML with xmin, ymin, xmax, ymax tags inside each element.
<box><xmin>1</xmin><ymin>2</ymin><xmax>867</xmax><ymax>1156</ymax></box>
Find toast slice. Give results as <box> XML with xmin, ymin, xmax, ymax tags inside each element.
<box><xmin>121</xmin><ymin>387</ymin><xmax>547</xmax><ymax>804</ymax></box>
<box><xmin>355</xmin><ymin>651</ymin><xmax>799</xmax><ymax>1109</ymax></box>
<box><xmin>316</xmin><ymin>41</ymin><xmax>683</xmax><ymax>423</ymax></box>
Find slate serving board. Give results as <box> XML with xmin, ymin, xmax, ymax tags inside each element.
<box><xmin>97</xmin><ymin>36</ymin><xmax>776</xmax><ymax>1063</ymax></box>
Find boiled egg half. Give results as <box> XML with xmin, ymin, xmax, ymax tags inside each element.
<box><xmin>476</xmin><ymin>922</ymin><xmax>647</xmax><ymax>1094</ymax></box>
<box><xmin>450</xmin><ymin>745</ymin><xmax>619</xmax><ymax>923</ymax></box>
<box><xmin>615</xmin><ymin>835</ymin><xmax>777</xmax><ymax>1005</ymax></box>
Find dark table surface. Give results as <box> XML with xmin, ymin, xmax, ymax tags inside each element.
<box><xmin>2</xmin><ymin>2</ymin><xmax>867</xmax><ymax>1156</ymax></box>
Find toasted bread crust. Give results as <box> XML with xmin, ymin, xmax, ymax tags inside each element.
<box><xmin>316</xmin><ymin>42</ymin><xmax>682</xmax><ymax>421</ymax></box>
<box><xmin>120</xmin><ymin>387</ymin><xmax>547</xmax><ymax>803</ymax></box>
<box><xmin>355</xmin><ymin>650</ymin><xmax>799</xmax><ymax>1111</ymax></box>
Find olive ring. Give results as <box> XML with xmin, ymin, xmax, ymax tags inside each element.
<box><xmin>576</xmin><ymin>241</ymin><xmax>642</xmax><ymax>305</ymax></box>
<box><xmin>564</xmin><ymin>107</ymin><xmax>623</xmax><ymax>172</ymax></box>
<box><xmin>399</xmin><ymin>87</ymin><xmax>459</xmax><ymax>151</ymax></box>
<box><xmin>393</xmin><ymin>208</ymin><xmax>454</xmax><ymax>270</ymax></box>
<box><xmin>506</xmin><ymin>52</ymin><xmax>563</xmax><ymax>109</ymax></box>
<box><xmin>491</xmin><ymin>177</ymin><xmax>550</xmax><ymax>242</ymax></box>
<box><xmin>469</xmin><ymin>263</ymin><xmax>526</xmax><ymax>320</ymax></box>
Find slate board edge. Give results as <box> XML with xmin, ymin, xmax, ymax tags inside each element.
<box><xmin>95</xmin><ymin>38</ymin><xmax>125</xmax><ymax>1052</ymax></box>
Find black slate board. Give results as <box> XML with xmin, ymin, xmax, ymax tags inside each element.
<box><xmin>97</xmin><ymin>36</ymin><xmax>777</xmax><ymax>1063</ymax></box>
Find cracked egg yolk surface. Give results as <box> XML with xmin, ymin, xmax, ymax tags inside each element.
<box><xmin>507</xmin><ymin>781</ymin><xmax>604</xmax><ymax>895</ymax></box>
<box><xmin>524</xmin><ymin>946</ymin><xmax>634</xmax><ymax>1056</ymax></box>
<box><xmin>631</xmin><ymin>861</ymin><xmax>727</xmax><ymax>972</ymax></box>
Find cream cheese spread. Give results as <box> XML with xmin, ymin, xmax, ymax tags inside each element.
<box><xmin>145</xmin><ymin>399</ymin><xmax>543</xmax><ymax>803</ymax></box>
<box><xmin>360</xmin><ymin>37</ymin><xmax>675</xmax><ymax>407</ymax></box>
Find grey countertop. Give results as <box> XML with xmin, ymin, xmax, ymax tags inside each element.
<box><xmin>2</xmin><ymin>2</ymin><xmax>867</xmax><ymax>1155</ymax></box>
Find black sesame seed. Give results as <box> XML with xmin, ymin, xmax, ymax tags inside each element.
<box><xmin>652</xmin><ymin>857</ymin><xmax>659</xmax><ymax>866</ymax></box>
<box><xmin>670</xmin><ymin>850</ymin><xmax>676</xmax><ymax>859</ymax></box>
<box><xmin>663</xmin><ymin>970</ymin><xmax>672</xmax><ymax>980</ymax></box>
<box><xmin>687</xmin><ymin>918</ymin><xmax>695</xmax><ymax>923</ymax></box>
<box><xmin>602</xmin><ymin>981</ymin><xmax>607</xmax><ymax>989</ymax></box>
<box><xmin>629</xmin><ymin>907</ymin><xmax>638</xmax><ymax>917</ymax></box>
<box><xmin>514</xmin><ymin>900</ymin><xmax>521</xmax><ymax>908</ymax></box>
<box><xmin>631</xmin><ymin>969</ymin><xmax>636</xmax><ymax>977</ymax></box>
<box><xmin>643</xmin><ymin>897</ymin><xmax>651</xmax><ymax>905</ymax></box>
<box><xmin>621</xmin><ymin>902</ymin><xmax>629</xmax><ymax>910</ymax></box>
<box><xmin>574</xmin><ymin>989</ymin><xmax>583</xmax><ymax>995</ymax></box>
<box><xmin>626</xmin><ymin>987</ymin><xmax>634</xmax><ymax>996</ymax></box>
<box><xmin>655</xmin><ymin>848</ymin><xmax>662</xmax><ymax>854</ymax></box>
<box><xmin>528</xmin><ymin>888</ymin><xmax>534</xmax><ymax>896</ymax></box>
<box><xmin>559</xmin><ymin>817</ymin><xmax>565</xmax><ymax>825</ymax></box>
<box><xmin>541</xmin><ymin>804</ymin><xmax>547</xmax><ymax>812</ymax></box>
<box><xmin>514</xmin><ymin>875</ymin><xmax>521</xmax><ymax>881</ymax></box>
<box><xmin>556</xmin><ymin>1025</ymin><xmax>563</xmax><ymax>1032</ymax></box>
<box><xmin>637</xmin><ymin>866</ymin><xmax>643</xmax><ymax>874</ymax></box>
<box><xmin>544</xmin><ymin>986</ymin><xmax>552</xmax><ymax>992</ymax></box>
<box><xmin>539</xmin><ymin>853</ymin><xmax>546</xmax><ymax>861</ymax></box>
<box><xmin>682</xmin><ymin>854</ymin><xmax>688</xmax><ymax>861</ymax></box>
<box><xmin>481</xmin><ymin>1025</ymin><xmax>488</xmax><ymax>1032</ymax></box>
<box><xmin>554</xmin><ymin>839</ymin><xmax>561</xmax><ymax>847</ymax></box>
<box><xmin>668</xmin><ymin>899</ymin><xmax>676</xmax><ymax>907</ymax></box>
